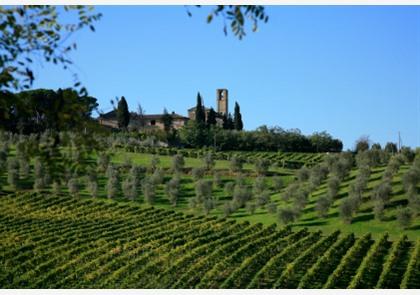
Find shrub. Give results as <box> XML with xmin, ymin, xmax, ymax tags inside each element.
<box><xmin>396</xmin><ymin>207</ymin><xmax>413</xmax><ymax>229</ymax></box>
<box><xmin>150</xmin><ymin>155</ymin><xmax>161</xmax><ymax>172</ymax></box>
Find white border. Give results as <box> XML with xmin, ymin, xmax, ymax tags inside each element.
<box><xmin>3</xmin><ymin>0</ymin><xmax>420</xmax><ymax>5</ymax></box>
<box><xmin>1</xmin><ymin>290</ymin><xmax>420</xmax><ymax>294</ymax></box>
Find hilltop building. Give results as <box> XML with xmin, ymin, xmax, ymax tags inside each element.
<box><xmin>98</xmin><ymin>88</ymin><xmax>231</xmax><ymax>130</ymax></box>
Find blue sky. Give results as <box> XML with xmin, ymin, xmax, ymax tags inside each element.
<box><xmin>31</xmin><ymin>6</ymin><xmax>420</xmax><ymax>150</ymax></box>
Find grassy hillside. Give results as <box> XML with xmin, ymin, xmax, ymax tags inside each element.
<box><xmin>1</xmin><ymin>148</ymin><xmax>419</xmax><ymax>240</ymax></box>
<box><xmin>0</xmin><ymin>193</ymin><xmax>418</xmax><ymax>288</ymax></box>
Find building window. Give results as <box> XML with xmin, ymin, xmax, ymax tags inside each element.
<box><xmin>151</xmin><ymin>120</ymin><xmax>156</xmax><ymax>126</ymax></box>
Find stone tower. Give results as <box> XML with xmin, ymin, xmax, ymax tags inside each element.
<box><xmin>216</xmin><ymin>89</ymin><xmax>228</xmax><ymax>116</ymax></box>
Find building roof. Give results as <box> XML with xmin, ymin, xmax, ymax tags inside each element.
<box><xmin>99</xmin><ymin>110</ymin><xmax>188</xmax><ymax>121</ymax></box>
<box><xmin>188</xmin><ymin>106</ymin><xmax>211</xmax><ymax>112</ymax></box>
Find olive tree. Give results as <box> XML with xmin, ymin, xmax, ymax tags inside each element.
<box><xmin>150</xmin><ymin>155</ymin><xmax>161</xmax><ymax>172</ymax></box>
<box><xmin>165</xmin><ymin>176</ymin><xmax>181</xmax><ymax>207</ymax></box>
<box><xmin>122</xmin><ymin>178</ymin><xmax>136</xmax><ymax>200</ymax></box>
<box><xmin>172</xmin><ymin>154</ymin><xmax>185</xmax><ymax>173</ymax></box>
<box><xmin>87</xmin><ymin>179</ymin><xmax>98</xmax><ymax>198</ymax></box>
<box><xmin>277</xmin><ymin>206</ymin><xmax>297</xmax><ymax>225</ymax></box>
<box><xmin>396</xmin><ymin>207</ymin><xmax>412</xmax><ymax>229</ymax></box>
<box><xmin>224</xmin><ymin>181</ymin><xmax>235</xmax><ymax>197</ymax></box>
<box><xmin>229</xmin><ymin>155</ymin><xmax>243</xmax><ymax>174</ymax></box>
<box><xmin>340</xmin><ymin>197</ymin><xmax>358</xmax><ymax>224</ymax></box>
<box><xmin>192</xmin><ymin>167</ymin><xmax>205</xmax><ymax>181</ymax></box>
<box><xmin>327</xmin><ymin>176</ymin><xmax>341</xmax><ymax>199</ymax></box>
<box><xmin>296</xmin><ymin>166</ymin><xmax>310</xmax><ymax>182</ymax></box>
<box><xmin>246</xmin><ymin>202</ymin><xmax>257</xmax><ymax>215</ymax></box>
<box><xmin>266</xmin><ymin>202</ymin><xmax>278</xmax><ymax>214</ymax></box>
<box><xmin>203</xmin><ymin>152</ymin><xmax>215</xmax><ymax>171</ymax></box>
<box><xmin>67</xmin><ymin>177</ymin><xmax>80</xmax><ymax>198</ymax></box>
<box><xmin>316</xmin><ymin>195</ymin><xmax>332</xmax><ymax>218</ymax></box>
<box><xmin>7</xmin><ymin>157</ymin><xmax>19</xmax><ymax>190</ymax></box>
<box><xmin>213</xmin><ymin>171</ymin><xmax>222</xmax><ymax>188</ymax></box>
<box><xmin>142</xmin><ymin>177</ymin><xmax>156</xmax><ymax>205</ymax></box>
<box><xmin>272</xmin><ymin>176</ymin><xmax>284</xmax><ymax>192</ymax></box>
<box><xmin>253</xmin><ymin>177</ymin><xmax>266</xmax><ymax>195</ymax></box>
<box><xmin>255</xmin><ymin>158</ymin><xmax>270</xmax><ymax>176</ymax></box>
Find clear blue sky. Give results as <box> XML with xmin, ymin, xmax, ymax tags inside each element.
<box><xmin>31</xmin><ymin>6</ymin><xmax>420</xmax><ymax>150</ymax></box>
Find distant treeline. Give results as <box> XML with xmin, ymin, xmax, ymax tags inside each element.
<box><xmin>1</xmin><ymin>88</ymin><xmax>342</xmax><ymax>153</ymax></box>
<box><xmin>0</xmin><ymin>88</ymin><xmax>98</xmax><ymax>134</ymax></box>
<box><xmin>179</xmin><ymin>124</ymin><xmax>343</xmax><ymax>153</ymax></box>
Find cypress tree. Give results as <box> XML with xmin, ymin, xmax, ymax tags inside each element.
<box><xmin>222</xmin><ymin>113</ymin><xmax>234</xmax><ymax>130</ymax></box>
<box><xmin>207</xmin><ymin>107</ymin><xmax>217</xmax><ymax>127</ymax></box>
<box><xmin>227</xmin><ymin>113</ymin><xmax>234</xmax><ymax>130</ymax></box>
<box><xmin>195</xmin><ymin>92</ymin><xmax>206</xmax><ymax>125</ymax></box>
<box><xmin>233</xmin><ymin>101</ymin><xmax>243</xmax><ymax>130</ymax></box>
<box><xmin>117</xmin><ymin>96</ymin><xmax>130</xmax><ymax>129</ymax></box>
<box><xmin>222</xmin><ymin>114</ymin><xmax>228</xmax><ymax>129</ymax></box>
<box><xmin>162</xmin><ymin>108</ymin><xmax>173</xmax><ymax>132</ymax></box>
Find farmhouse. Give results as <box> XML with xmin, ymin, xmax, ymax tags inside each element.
<box><xmin>98</xmin><ymin>88</ymin><xmax>230</xmax><ymax>130</ymax></box>
<box><xmin>98</xmin><ymin>111</ymin><xmax>189</xmax><ymax>130</ymax></box>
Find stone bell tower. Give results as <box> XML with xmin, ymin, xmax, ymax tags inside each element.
<box><xmin>216</xmin><ymin>89</ymin><xmax>228</xmax><ymax>116</ymax></box>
